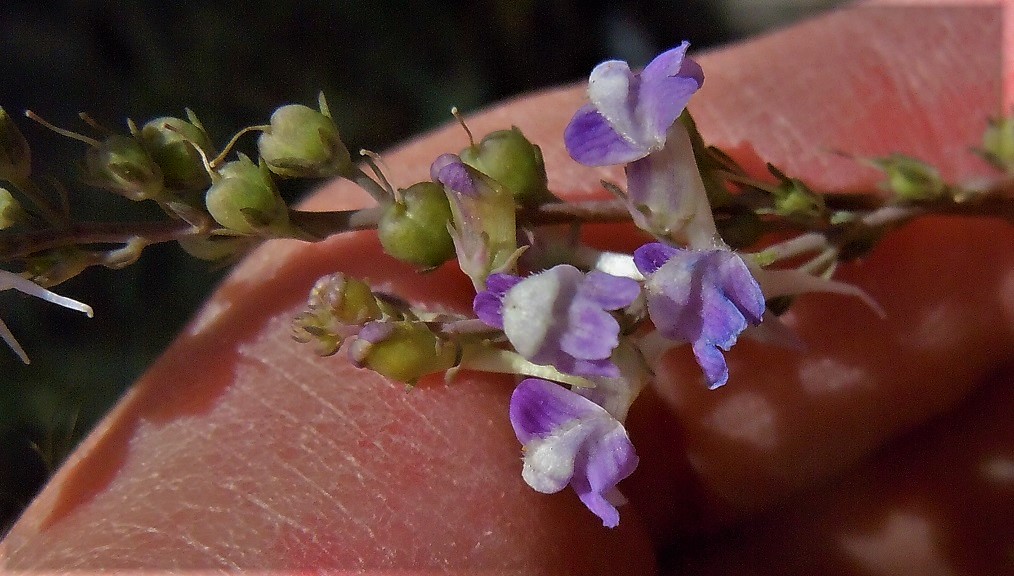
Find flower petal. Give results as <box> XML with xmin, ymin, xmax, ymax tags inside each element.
<box><xmin>564</xmin><ymin>105</ymin><xmax>647</xmax><ymax>166</ymax></box>
<box><xmin>431</xmin><ymin>153</ymin><xmax>476</xmax><ymax>196</ymax></box>
<box><xmin>639</xmin><ymin>42</ymin><xmax>704</xmax><ymax>142</ymax></box>
<box><xmin>578</xmin><ymin>270</ymin><xmax>641</xmax><ymax>310</ymax></box>
<box><xmin>633</xmin><ymin>242</ymin><xmax>681</xmax><ymax>276</ymax></box>
<box><xmin>571</xmin><ymin>421</ymin><xmax>638</xmax><ymax>528</ymax></box>
<box><xmin>509</xmin><ymin>378</ymin><xmax>603</xmax><ymax>443</ymax></box>
<box><xmin>473</xmin><ymin>272</ymin><xmax>523</xmax><ymax>329</ymax></box>
<box><xmin>587</xmin><ymin>60</ymin><xmax>639</xmax><ymax>141</ymax></box>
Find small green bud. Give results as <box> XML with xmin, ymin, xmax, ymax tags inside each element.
<box><xmin>0</xmin><ymin>107</ymin><xmax>31</xmax><ymax>183</ymax></box>
<box><xmin>980</xmin><ymin>114</ymin><xmax>1014</xmax><ymax>172</ymax></box>
<box><xmin>308</xmin><ymin>273</ymin><xmax>383</xmax><ymax>325</ymax></box>
<box><xmin>379</xmin><ymin>181</ymin><xmax>456</xmax><ymax>268</ymax></box>
<box><xmin>291</xmin><ymin>273</ymin><xmax>387</xmax><ymax>357</ymax></box>
<box><xmin>767</xmin><ymin>164</ymin><xmax>824</xmax><ymax>220</ymax></box>
<box><xmin>0</xmin><ymin>187</ymin><xmax>26</xmax><ymax>229</ymax></box>
<box><xmin>258</xmin><ymin>95</ymin><xmax>353</xmax><ymax>179</ymax></box>
<box><xmin>872</xmin><ymin>153</ymin><xmax>946</xmax><ymax>201</ymax></box>
<box><xmin>84</xmin><ymin>135</ymin><xmax>165</xmax><ymax>201</ymax></box>
<box><xmin>349</xmin><ymin>321</ymin><xmax>457</xmax><ymax>384</ymax></box>
<box><xmin>205</xmin><ymin>155</ymin><xmax>289</xmax><ymax>234</ymax></box>
<box><xmin>459</xmin><ymin>127</ymin><xmax>553</xmax><ymax>205</ymax></box>
<box><xmin>774</xmin><ymin>180</ymin><xmax>824</xmax><ymax>220</ymax></box>
<box><xmin>139</xmin><ymin>115</ymin><xmax>213</xmax><ymax>191</ymax></box>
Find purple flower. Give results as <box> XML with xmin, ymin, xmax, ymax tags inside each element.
<box><xmin>474</xmin><ymin>265</ymin><xmax>640</xmax><ymax>377</ymax></box>
<box><xmin>510</xmin><ymin>378</ymin><xmax>638</xmax><ymax>528</ymax></box>
<box><xmin>564</xmin><ymin>41</ymin><xmax>703</xmax><ymax>167</ymax></box>
<box><xmin>634</xmin><ymin>243</ymin><xmax>765</xmax><ymax>389</ymax></box>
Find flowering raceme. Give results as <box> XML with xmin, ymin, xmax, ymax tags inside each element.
<box><xmin>11</xmin><ymin>29</ymin><xmax>985</xmax><ymax>535</ymax></box>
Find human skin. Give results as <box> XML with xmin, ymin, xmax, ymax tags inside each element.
<box><xmin>1</xmin><ymin>2</ymin><xmax>1011</xmax><ymax>575</ymax></box>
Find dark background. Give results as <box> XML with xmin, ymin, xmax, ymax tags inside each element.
<box><xmin>0</xmin><ymin>0</ymin><xmax>844</xmax><ymax>533</ymax></box>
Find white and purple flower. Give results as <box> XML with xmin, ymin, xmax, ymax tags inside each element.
<box><xmin>564</xmin><ymin>42</ymin><xmax>719</xmax><ymax>247</ymax></box>
<box><xmin>509</xmin><ymin>377</ymin><xmax>638</xmax><ymax>528</ymax></box>
<box><xmin>474</xmin><ymin>264</ymin><xmax>640</xmax><ymax>378</ymax></box>
<box><xmin>634</xmin><ymin>242</ymin><xmax>765</xmax><ymax>389</ymax></box>
<box><xmin>564</xmin><ymin>41</ymin><xmax>704</xmax><ymax>166</ymax></box>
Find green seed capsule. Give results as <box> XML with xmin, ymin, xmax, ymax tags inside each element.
<box><xmin>139</xmin><ymin>116</ymin><xmax>213</xmax><ymax>191</ymax></box>
<box><xmin>258</xmin><ymin>101</ymin><xmax>352</xmax><ymax>179</ymax></box>
<box><xmin>205</xmin><ymin>155</ymin><xmax>288</xmax><ymax>234</ymax></box>
<box><xmin>459</xmin><ymin>127</ymin><xmax>553</xmax><ymax>205</ymax></box>
<box><xmin>349</xmin><ymin>321</ymin><xmax>458</xmax><ymax>384</ymax></box>
<box><xmin>379</xmin><ymin>181</ymin><xmax>455</xmax><ymax>268</ymax></box>
<box><xmin>84</xmin><ymin>135</ymin><xmax>165</xmax><ymax>201</ymax></box>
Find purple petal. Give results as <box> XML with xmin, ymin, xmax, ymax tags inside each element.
<box><xmin>643</xmin><ymin>248</ymin><xmax>764</xmax><ymax>388</ymax></box>
<box><xmin>571</xmin><ymin>424</ymin><xmax>638</xmax><ymax>528</ymax></box>
<box><xmin>569</xmin><ymin>357</ymin><xmax>621</xmax><ymax>379</ymax></box>
<box><xmin>473</xmin><ymin>273</ymin><xmax>523</xmax><ymax>329</ymax></box>
<box><xmin>509</xmin><ymin>378</ymin><xmax>602</xmax><ymax>444</ymax></box>
<box><xmin>560</xmin><ymin>300</ymin><xmax>620</xmax><ymax>361</ymax></box>
<box><xmin>678</xmin><ymin>56</ymin><xmax>705</xmax><ymax>88</ymax></box>
<box><xmin>692</xmin><ymin>339</ymin><xmax>730</xmax><ymax>389</ymax></box>
<box><xmin>639</xmin><ymin>76</ymin><xmax>702</xmax><ymax>144</ymax></box>
<box><xmin>473</xmin><ymin>291</ymin><xmax>505</xmax><ymax>328</ymax></box>
<box><xmin>639</xmin><ymin>42</ymin><xmax>703</xmax><ymax>142</ymax></box>
<box><xmin>633</xmin><ymin>242</ymin><xmax>680</xmax><ymax>275</ymax></box>
<box><xmin>713</xmin><ymin>252</ymin><xmax>765</xmax><ymax>325</ymax></box>
<box><xmin>485</xmin><ymin>272</ymin><xmax>523</xmax><ymax>294</ymax></box>
<box><xmin>431</xmin><ymin>153</ymin><xmax>476</xmax><ymax>196</ymax></box>
<box><xmin>578</xmin><ymin>271</ymin><xmax>640</xmax><ymax>310</ymax></box>
<box><xmin>640</xmin><ymin>42</ymin><xmax>690</xmax><ymax>85</ymax></box>
<box><xmin>564</xmin><ymin>105</ymin><xmax>647</xmax><ymax>167</ymax></box>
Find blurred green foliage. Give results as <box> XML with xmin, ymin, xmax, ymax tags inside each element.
<box><xmin>0</xmin><ymin>0</ymin><xmax>836</xmax><ymax>533</ymax></box>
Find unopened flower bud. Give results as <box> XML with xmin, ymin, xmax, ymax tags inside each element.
<box><xmin>84</xmin><ymin>135</ymin><xmax>165</xmax><ymax>201</ymax></box>
<box><xmin>308</xmin><ymin>273</ymin><xmax>383</xmax><ymax>325</ymax></box>
<box><xmin>258</xmin><ymin>96</ymin><xmax>352</xmax><ymax>179</ymax></box>
<box><xmin>773</xmin><ymin>178</ymin><xmax>824</xmax><ymax>220</ymax></box>
<box><xmin>205</xmin><ymin>155</ymin><xmax>289</xmax><ymax>234</ymax></box>
<box><xmin>981</xmin><ymin>114</ymin><xmax>1014</xmax><ymax>172</ymax></box>
<box><xmin>431</xmin><ymin>153</ymin><xmax>520</xmax><ymax>290</ymax></box>
<box><xmin>766</xmin><ymin>164</ymin><xmax>823</xmax><ymax>220</ymax></box>
<box><xmin>0</xmin><ymin>187</ymin><xmax>26</xmax><ymax>229</ymax></box>
<box><xmin>139</xmin><ymin>115</ymin><xmax>213</xmax><ymax>191</ymax></box>
<box><xmin>872</xmin><ymin>153</ymin><xmax>945</xmax><ymax>201</ymax></box>
<box><xmin>291</xmin><ymin>273</ymin><xmax>387</xmax><ymax>357</ymax></box>
<box><xmin>0</xmin><ymin>107</ymin><xmax>31</xmax><ymax>183</ymax></box>
<box><xmin>459</xmin><ymin>127</ymin><xmax>553</xmax><ymax>205</ymax></box>
<box><xmin>349</xmin><ymin>321</ymin><xmax>458</xmax><ymax>384</ymax></box>
<box><xmin>379</xmin><ymin>181</ymin><xmax>455</xmax><ymax>267</ymax></box>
